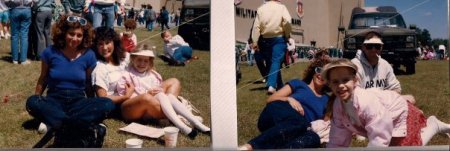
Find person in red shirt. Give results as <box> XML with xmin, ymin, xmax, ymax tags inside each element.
<box><xmin>120</xmin><ymin>19</ymin><xmax>137</xmax><ymax>52</ymax></box>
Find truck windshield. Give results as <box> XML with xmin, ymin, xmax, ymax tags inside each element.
<box><xmin>184</xmin><ymin>0</ymin><xmax>209</xmax><ymax>7</ymax></box>
<box><xmin>350</xmin><ymin>13</ymin><xmax>407</xmax><ymax>29</ymax></box>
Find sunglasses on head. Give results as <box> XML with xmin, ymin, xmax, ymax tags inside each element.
<box><xmin>67</xmin><ymin>16</ymin><xmax>87</xmax><ymax>26</ymax></box>
<box><xmin>365</xmin><ymin>44</ymin><xmax>382</xmax><ymax>50</ymax></box>
<box><xmin>314</xmin><ymin>67</ymin><xmax>322</xmax><ymax>74</ymax></box>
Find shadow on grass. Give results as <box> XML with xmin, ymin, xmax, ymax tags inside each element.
<box><xmin>22</xmin><ymin>118</ymin><xmax>40</xmax><ymax>130</ymax></box>
<box><xmin>1</xmin><ymin>56</ymin><xmax>12</xmax><ymax>63</ymax></box>
<box><xmin>393</xmin><ymin>68</ymin><xmax>410</xmax><ymax>76</ymax></box>
<box><xmin>249</xmin><ymin>86</ymin><xmax>267</xmax><ymax>91</ymax></box>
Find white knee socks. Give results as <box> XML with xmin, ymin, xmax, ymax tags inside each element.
<box><xmin>421</xmin><ymin>116</ymin><xmax>450</xmax><ymax>145</ymax></box>
<box><xmin>155</xmin><ymin>93</ymin><xmax>192</xmax><ymax>135</ymax></box>
<box><xmin>167</xmin><ymin>94</ymin><xmax>210</xmax><ymax>132</ymax></box>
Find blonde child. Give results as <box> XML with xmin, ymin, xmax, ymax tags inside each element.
<box><xmin>120</xmin><ymin>19</ymin><xmax>138</xmax><ymax>53</ymax></box>
<box><xmin>116</xmin><ymin>49</ymin><xmax>210</xmax><ymax>138</ymax></box>
<box><xmin>322</xmin><ymin>59</ymin><xmax>450</xmax><ymax>147</ymax></box>
<box><xmin>161</xmin><ymin>30</ymin><xmax>198</xmax><ymax>65</ymax></box>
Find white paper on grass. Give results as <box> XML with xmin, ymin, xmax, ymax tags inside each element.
<box><xmin>119</xmin><ymin>122</ymin><xmax>164</xmax><ymax>138</ymax></box>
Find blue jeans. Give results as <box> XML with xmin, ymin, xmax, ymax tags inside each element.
<box><xmin>117</xmin><ymin>15</ymin><xmax>123</xmax><ymax>26</ymax></box>
<box><xmin>33</xmin><ymin>11</ymin><xmax>53</xmax><ymax>59</ymax></box>
<box><xmin>0</xmin><ymin>11</ymin><xmax>9</xmax><ymax>23</ymax></box>
<box><xmin>10</xmin><ymin>8</ymin><xmax>31</xmax><ymax>62</ymax></box>
<box><xmin>92</xmin><ymin>4</ymin><xmax>115</xmax><ymax>29</ymax></box>
<box><xmin>254</xmin><ymin>51</ymin><xmax>268</xmax><ymax>79</ymax></box>
<box><xmin>173</xmin><ymin>46</ymin><xmax>193</xmax><ymax>63</ymax></box>
<box><xmin>258</xmin><ymin>37</ymin><xmax>286</xmax><ymax>89</ymax></box>
<box><xmin>247</xmin><ymin>50</ymin><xmax>254</xmax><ymax>66</ymax></box>
<box><xmin>146</xmin><ymin>20</ymin><xmax>154</xmax><ymax>31</ymax></box>
<box><xmin>248</xmin><ymin>101</ymin><xmax>320</xmax><ymax>149</ymax></box>
<box><xmin>26</xmin><ymin>89</ymin><xmax>115</xmax><ymax>129</ymax></box>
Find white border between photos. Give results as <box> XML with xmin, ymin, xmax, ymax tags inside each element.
<box><xmin>210</xmin><ymin>0</ymin><xmax>238</xmax><ymax>149</ymax></box>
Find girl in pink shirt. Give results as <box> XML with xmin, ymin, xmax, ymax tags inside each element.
<box><xmin>322</xmin><ymin>59</ymin><xmax>450</xmax><ymax>147</ymax></box>
<box><xmin>116</xmin><ymin>49</ymin><xmax>210</xmax><ymax>139</ymax></box>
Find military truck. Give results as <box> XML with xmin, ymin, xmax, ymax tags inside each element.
<box><xmin>341</xmin><ymin>6</ymin><xmax>418</xmax><ymax>74</ymax></box>
<box><xmin>178</xmin><ymin>0</ymin><xmax>210</xmax><ymax>50</ymax></box>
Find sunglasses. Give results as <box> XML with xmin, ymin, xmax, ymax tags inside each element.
<box><xmin>364</xmin><ymin>44</ymin><xmax>382</xmax><ymax>50</ymax></box>
<box><xmin>67</xmin><ymin>16</ymin><xmax>87</xmax><ymax>26</ymax></box>
<box><xmin>314</xmin><ymin>67</ymin><xmax>322</xmax><ymax>74</ymax></box>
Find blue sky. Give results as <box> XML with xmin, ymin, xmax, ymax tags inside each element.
<box><xmin>366</xmin><ymin>0</ymin><xmax>448</xmax><ymax>39</ymax></box>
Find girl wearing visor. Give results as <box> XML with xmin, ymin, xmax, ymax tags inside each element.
<box><xmin>116</xmin><ymin>48</ymin><xmax>210</xmax><ymax>139</ymax></box>
<box><xmin>25</xmin><ymin>15</ymin><xmax>114</xmax><ymax>147</ymax></box>
<box><xmin>324</xmin><ymin>59</ymin><xmax>450</xmax><ymax>147</ymax></box>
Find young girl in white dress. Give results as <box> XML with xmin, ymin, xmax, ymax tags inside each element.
<box><xmin>116</xmin><ymin>49</ymin><xmax>210</xmax><ymax>138</ymax></box>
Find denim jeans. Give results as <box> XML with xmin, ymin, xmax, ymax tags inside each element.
<box><xmin>247</xmin><ymin>50</ymin><xmax>254</xmax><ymax>66</ymax></box>
<box><xmin>254</xmin><ymin>51</ymin><xmax>268</xmax><ymax>80</ymax></box>
<box><xmin>117</xmin><ymin>15</ymin><xmax>123</xmax><ymax>26</ymax></box>
<box><xmin>146</xmin><ymin>20</ymin><xmax>154</xmax><ymax>31</ymax></box>
<box><xmin>26</xmin><ymin>89</ymin><xmax>115</xmax><ymax>129</ymax></box>
<box><xmin>92</xmin><ymin>4</ymin><xmax>115</xmax><ymax>29</ymax></box>
<box><xmin>258</xmin><ymin>37</ymin><xmax>286</xmax><ymax>89</ymax></box>
<box><xmin>10</xmin><ymin>8</ymin><xmax>31</xmax><ymax>62</ymax></box>
<box><xmin>248</xmin><ymin>101</ymin><xmax>320</xmax><ymax>149</ymax></box>
<box><xmin>33</xmin><ymin>10</ymin><xmax>52</xmax><ymax>59</ymax></box>
<box><xmin>173</xmin><ymin>46</ymin><xmax>193</xmax><ymax>63</ymax></box>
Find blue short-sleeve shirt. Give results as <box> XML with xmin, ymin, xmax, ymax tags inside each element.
<box><xmin>41</xmin><ymin>46</ymin><xmax>97</xmax><ymax>90</ymax></box>
<box><xmin>287</xmin><ymin>79</ymin><xmax>329</xmax><ymax>122</ymax></box>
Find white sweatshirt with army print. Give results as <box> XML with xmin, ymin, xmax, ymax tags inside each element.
<box><xmin>351</xmin><ymin>50</ymin><xmax>402</xmax><ymax>93</ymax></box>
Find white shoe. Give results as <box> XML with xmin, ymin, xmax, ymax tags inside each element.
<box><xmin>38</xmin><ymin>122</ymin><xmax>48</xmax><ymax>134</ymax></box>
<box><xmin>12</xmin><ymin>61</ymin><xmax>18</xmax><ymax>64</ymax></box>
<box><xmin>238</xmin><ymin>144</ymin><xmax>252</xmax><ymax>150</ymax></box>
<box><xmin>267</xmin><ymin>86</ymin><xmax>276</xmax><ymax>94</ymax></box>
<box><xmin>21</xmin><ymin>60</ymin><xmax>31</xmax><ymax>65</ymax></box>
<box><xmin>355</xmin><ymin>134</ymin><xmax>367</xmax><ymax>141</ymax></box>
<box><xmin>4</xmin><ymin>33</ymin><xmax>10</xmax><ymax>39</ymax></box>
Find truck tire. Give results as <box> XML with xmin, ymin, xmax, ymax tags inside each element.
<box><xmin>405</xmin><ymin>63</ymin><xmax>415</xmax><ymax>74</ymax></box>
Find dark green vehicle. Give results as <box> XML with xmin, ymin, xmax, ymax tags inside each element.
<box><xmin>178</xmin><ymin>0</ymin><xmax>210</xmax><ymax>50</ymax></box>
<box><xmin>342</xmin><ymin>6</ymin><xmax>418</xmax><ymax>74</ymax></box>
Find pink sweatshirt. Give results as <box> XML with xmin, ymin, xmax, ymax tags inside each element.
<box><xmin>327</xmin><ymin>87</ymin><xmax>408</xmax><ymax>147</ymax></box>
<box><xmin>116</xmin><ymin>67</ymin><xmax>163</xmax><ymax>98</ymax></box>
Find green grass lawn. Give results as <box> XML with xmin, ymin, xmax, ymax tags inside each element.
<box><xmin>237</xmin><ymin>59</ymin><xmax>450</xmax><ymax>147</ymax></box>
<box><xmin>0</xmin><ymin>26</ymin><xmax>211</xmax><ymax>148</ymax></box>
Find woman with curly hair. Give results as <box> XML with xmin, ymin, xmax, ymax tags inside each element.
<box><xmin>92</xmin><ymin>27</ymin><xmax>168</xmax><ymax>122</ymax></box>
<box><xmin>239</xmin><ymin>57</ymin><xmax>331</xmax><ymax>150</ymax></box>
<box><xmin>25</xmin><ymin>15</ymin><xmax>115</xmax><ymax>147</ymax></box>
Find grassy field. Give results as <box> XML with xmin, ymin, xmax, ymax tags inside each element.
<box><xmin>237</xmin><ymin>59</ymin><xmax>450</xmax><ymax>147</ymax></box>
<box><xmin>0</xmin><ymin>26</ymin><xmax>211</xmax><ymax>148</ymax></box>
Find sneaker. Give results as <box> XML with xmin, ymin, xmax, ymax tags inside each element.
<box><xmin>38</xmin><ymin>122</ymin><xmax>48</xmax><ymax>134</ymax></box>
<box><xmin>5</xmin><ymin>33</ymin><xmax>10</xmax><ymax>39</ymax></box>
<box><xmin>267</xmin><ymin>86</ymin><xmax>276</xmax><ymax>94</ymax></box>
<box><xmin>12</xmin><ymin>61</ymin><xmax>18</xmax><ymax>64</ymax></box>
<box><xmin>21</xmin><ymin>60</ymin><xmax>31</xmax><ymax>65</ymax></box>
<box><xmin>355</xmin><ymin>134</ymin><xmax>367</xmax><ymax>141</ymax></box>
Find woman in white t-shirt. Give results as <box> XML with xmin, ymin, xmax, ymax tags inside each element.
<box><xmin>92</xmin><ymin>27</ymin><xmax>179</xmax><ymax>120</ymax></box>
